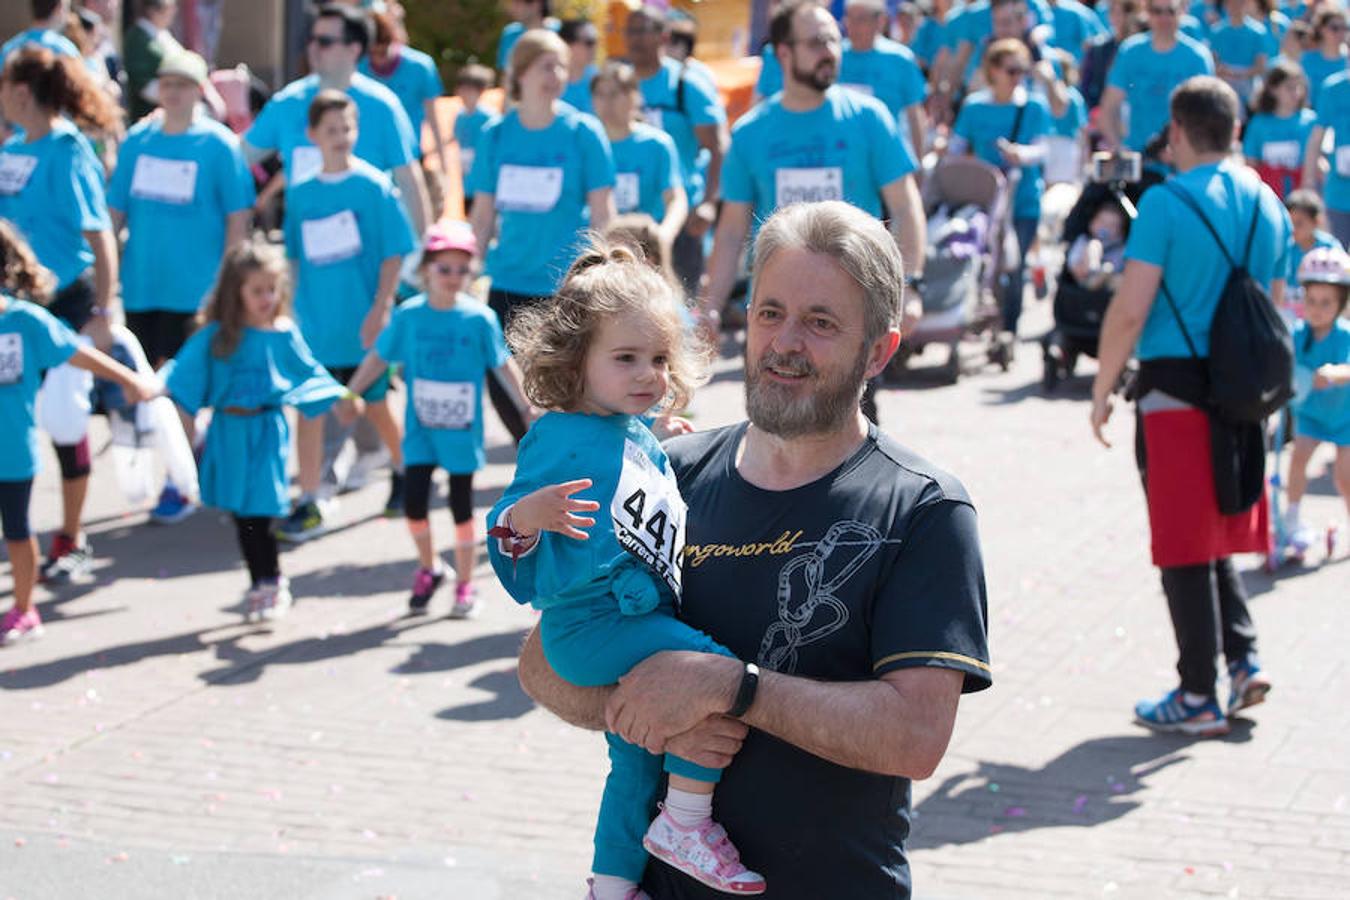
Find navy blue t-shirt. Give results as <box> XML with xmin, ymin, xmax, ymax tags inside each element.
<box><xmin>643</xmin><ymin>422</ymin><xmax>992</xmax><ymax>900</ymax></box>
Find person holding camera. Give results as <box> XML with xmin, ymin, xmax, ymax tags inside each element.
<box><xmin>1090</xmin><ymin>76</ymin><xmax>1288</xmax><ymax>737</ymax></box>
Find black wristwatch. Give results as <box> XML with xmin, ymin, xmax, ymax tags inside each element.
<box><xmin>727</xmin><ymin>662</ymin><xmax>760</xmax><ymax>718</ymax></box>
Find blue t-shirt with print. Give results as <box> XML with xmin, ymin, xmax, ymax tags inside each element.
<box><xmin>610</xmin><ymin>123</ymin><xmax>682</xmax><ymax>220</ymax></box>
<box><xmin>1126</xmin><ymin>161</ymin><xmax>1293</xmax><ymax>359</ymax></box>
<box><xmin>0</xmin><ymin>120</ymin><xmax>110</xmax><ymax>290</ymax></box>
<box><xmin>358</xmin><ymin>45</ymin><xmax>445</xmax><ymax>156</ymax></box>
<box><xmin>1292</xmin><ymin>318</ymin><xmax>1350</xmax><ymax>436</ymax></box>
<box><xmin>1241</xmin><ymin>109</ymin><xmax>1316</xmax><ymax>197</ymax></box>
<box><xmin>283</xmin><ymin>161</ymin><xmax>417</xmax><ymax>368</ymax></box>
<box><xmin>1302</xmin><ymin>50</ymin><xmax>1346</xmax><ymax>110</ymax></box>
<box><xmin>108</xmin><ymin>116</ymin><xmax>257</xmax><ymax>314</ymax></box>
<box><xmin>954</xmin><ymin>90</ymin><xmax>1053</xmax><ymax>220</ymax></box>
<box><xmin>722</xmin><ymin>87</ymin><xmax>918</xmax><ymax>227</ymax></box>
<box><xmin>1106</xmin><ymin>33</ymin><xmax>1215</xmax><ymax>151</ymax></box>
<box><xmin>0</xmin><ymin>299</ymin><xmax>81</xmax><ymax>480</ymax></box>
<box><xmin>245</xmin><ymin>73</ymin><xmax>417</xmax><ymax>182</ymax></box>
<box><xmin>639</xmin><ymin>57</ymin><xmax>725</xmax><ymax>207</ymax></box>
<box><xmin>839</xmin><ymin>37</ymin><xmax>927</xmax><ymax>121</ymax></box>
<box><xmin>374</xmin><ymin>294</ymin><xmax>510</xmax><ymax>473</ymax></box>
<box><xmin>469</xmin><ymin>105</ymin><xmax>615</xmax><ymax>297</ymax></box>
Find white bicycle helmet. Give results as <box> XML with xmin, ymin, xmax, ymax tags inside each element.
<box><xmin>1296</xmin><ymin>245</ymin><xmax>1350</xmax><ymax>286</ymax></box>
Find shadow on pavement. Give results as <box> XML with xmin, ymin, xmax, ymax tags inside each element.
<box><xmin>910</xmin><ymin>726</ymin><xmax>1253</xmax><ymax>849</ymax></box>
<box><xmin>437</xmin><ymin>668</ymin><xmax>535</xmax><ymax>721</ymax></box>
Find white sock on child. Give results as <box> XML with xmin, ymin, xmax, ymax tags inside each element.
<box><xmin>664</xmin><ymin>786</ymin><xmax>713</xmax><ymax>827</ymax></box>
<box><xmin>1285</xmin><ymin>501</ymin><xmax>1301</xmax><ymax>527</ymax></box>
<box><xmin>591</xmin><ymin>874</ymin><xmax>639</xmax><ymax>900</ymax></box>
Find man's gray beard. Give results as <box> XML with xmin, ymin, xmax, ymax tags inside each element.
<box><xmin>791</xmin><ymin>62</ymin><xmax>836</xmax><ymax>94</ymax></box>
<box><xmin>745</xmin><ymin>346</ymin><xmax>869</xmax><ymax>438</ymax></box>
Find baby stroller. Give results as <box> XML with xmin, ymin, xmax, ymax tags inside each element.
<box><xmin>1041</xmin><ymin>155</ymin><xmax>1166</xmax><ymax>391</ymax></box>
<box><xmin>891</xmin><ymin>157</ymin><xmax>1014</xmax><ymax>383</ymax></box>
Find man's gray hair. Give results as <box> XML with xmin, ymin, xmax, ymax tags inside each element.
<box><xmin>750</xmin><ymin>201</ymin><xmax>905</xmax><ymax>343</ymax></box>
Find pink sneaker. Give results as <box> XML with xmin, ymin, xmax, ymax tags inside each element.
<box><xmin>642</xmin><ymin>810</ymin><xmax>766</xmax><ymax>895</ymax></box>
<box><xmin>449</xmin><ymin>582</ymin><xmax>479</xmax><ymax>619</ymax></box>
<box><xmin>583</xmin><ymin>878</ymin><xmax>650</xmax><ymax>899</ymax></box>
<box><xmin>0</xmin><ymin>608</ymin><xmax>44</xmax><ymax>646</ymax></box>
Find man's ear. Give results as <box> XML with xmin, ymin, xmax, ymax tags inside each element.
<box><xmin>864</xmin><ymin>329</ymin><xmax>902</xmax><ymax>381</ymax></box>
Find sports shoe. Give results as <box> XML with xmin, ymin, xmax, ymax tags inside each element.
<box><xmin>384</xmin><ymin>471</ymin><xmax>406</xmax><ymax>518</ymax></box>
<box><xmin>275</xmin><ymin>500</ymin><xmax>326</xmax><ymax>543</ymax></box>
<box><xmin>584</xmin><ymin>877</ymin><xmax>651</xmax><ymax>900</ymax></box>
<box><xmin>1134</xmin><ymin>688</ymin><xmax>1230</xmax><ymax>737</ymax></box>
<box><xmin>259</xmin><ymin>577</ymin><xmax>293</xmax><ymax>621</ymax></box>
<box><xmin>449</xmin><ymin>582</ymin><xmax>479</xmax><ymax>619</ymax></box>
<box><xmin>1227</xmin><ymin>657</ymin><xmax>1272</xmax><ymax>715</ymax></box>
<box><xmin>150</xmin><ymin>484</ymin><xmax>196</xmax><ymax>525</ymax></box>
<box><xmin>642</xmin><ymin>809</ymin><xmax>766</xmax><ymax>895</ymax></box>
<box><xmin>1</xmin><ymin>608</ymin><xmax>44</xmax><ymax>646</ymax></box>
<box><xmin>1289</xmin><ymin>522</ymin><xmax>1315</xmax><ymax>554</ymax></box>
<box><xmin>408</xmin><ymin>566</ymin><xmax>446</xmax><ymax>614</ymax></box>
<box><xmin>242</xmin><ymin>582</ymin><xmax>269</xmax><ymax>622</ymax></box>
<box><xmin>39</xmin><ymin>534</ymin><xmax>92</xmax><ymax>584</ymax></box>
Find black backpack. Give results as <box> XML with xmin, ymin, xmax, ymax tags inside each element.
<box><xmin>1157</xmin><ymin>183</ymin><xmax>1294</xmax><ymax>423</ymax></box>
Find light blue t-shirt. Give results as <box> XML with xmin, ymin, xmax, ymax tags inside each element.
<box><xmin>244</xmin><ymin>73</ymin><xmax>417</xmax><ymax>182</ymax></box>
<box><xmin>1126</xmin><ymin>161</ymin><xmax>1292</xmax><ymax>359</ymax></box>
<box><xmin>0</xmin><ymin>298</ymin><xmax>81</xmax><ymax>480</ymax></box>
<box><xmin>1316</xmin><ymin>72</ymin><xmax>1350</xmax><ymax>213</ymax></box>
<box><xmin>561</xmin><ymin>64</ymin><xmax>599</xmax><ymax>116</ymax></box>
<box><xmin>374</xmin><ymin>294</ymin><xmax>510</xmax><ymax>473</ymax></box>
<box><xmin>1241</xmin><ymin>109</ymin><xmax>1316</xmax><ymax>198</ymax></box>
<box><xmin>1208</xmin><ymin>16</ymin><xmax>1269</xmax><ymax>102</ymax></box>
<box><xmin>453</xmin><ymin>105</ymin><xmax>495</xmax><ymax>192</ymax></box>
<box><xmin>722</xmin><ymin>86</ymin><xmax>918</xmax><ymax>226</ymax></box>
<box><xmin>910</xmin><ymin>15</ymin><xmax>950</xmax><ymax>68</ymax></box>
<box><xmin>488</xmin><ymin>411</ymin><xmax>685</xmax><ymax>615</ymax></box>
<box><xmin>283</xmin><ymin>161</ymin><xmax>417</xmax><ymax>367</ymax></box>
<box><xmin>755</xmin><ymin>43</ymin><xmax>782</xmax><ymax>99</ymax></box>
<box><xmin>496</xmin><ymin>19</ymin><xmax>561</xmax><ymax>72</ymax></box>
<box><xmin>165</xmin><ymin>321</ymin><xmax>344</xmax><ymax>517</ymax></box>
<box><xmin>610</xmin><ymin>123</ymin><xmax>681</xmax><ymax>220</ymax></box>
<box><xmin>1289</xmin><ymin>228</ymin><xmax>1341</xmax><ymax>279</ymax></box>
<box><xmin>0</xmin><ymin>120</ymin><xmax>110</xmax><ymax>290</ymax></box>
<box><xmin>839</xmin><ymin>37</ymin><xmax>927</xmax><ymax>121</ymax></box>
<box><xmin>640</xmin><ymin>57</ymin><xmax>725</xmax><ymax>207</ymax></box>
<box><xmin>358</xmin><ymin>45</ymin><xmax>445</xmax><ymax>156</ymax></box>
<box><xmin>1106</xmin><ymin>33</ymin><xmax>1215</xmax><ymax>151</ymax></box>
<box><xmin>107</xmin><ymin>116</ymin><xmax>257</xmax><ymax>314</ymax></box>
<box><xmin>469</xmin><ymin>105</ymin><xmax>615</xmax><ymax>297</ymax></box>
<box><xmin>954</xmin><ymin>0</ymin><xmax>1055</xmax><ymax>49</ymax></box>
<box><xmin>1260</xmin><ymin>11</ymin><xmax>1290</xmax><ymax>59</ymax></box>
<box><xmin>1302</xmin><ymin>50</ymin><xmax>1347</xmax><ymax>111</ymax></box>
<box><xmin>1051</xmin><ymin>85</ymin><xmax>1089</xmax><ymax>138</ymax></box>
<box><xmin>1050</xmin><ymin>0</ymin><xmax>1107</xmax><ymax>63</ymax></box>
<box><xmin>954</xmin><ymin>90</ymin><xmax>1053</xmax><ymax>220</ymax></box>
<box><xmin>1292</xmin><ymin>318</ymin><xmax>1350</xmax><ymax>435</ymax></box>
<box><xmin>0</xmin><ymin>27</ymin><xmax>80</xmax><ymax>68</ymax></box>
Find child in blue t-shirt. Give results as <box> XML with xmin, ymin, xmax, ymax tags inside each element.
<box><xmin>342</xmin><ymin>222</ymin><xmax>528</xmax><ymax>618</ymax></box>
<box><xmin>0</xmin><ymin>223</ymin><xmax>157</xmax><ymax>646</ymax></box>
<box><xmin>452</xmin><ymin>64</ymin><xmax>496</xmax><ymax>213</ymax></box>
<box><xmin>487</xmin><ymin>245</ymin><xmax>765</xmax><ymax>900</ymax></box>
<box><xmin>165</xmin><ymin>242</ymin><xmax>357</xmax><ymax>621</ymax></box>
<box><xmin>1284</xmin><ymin>246</ymin><xmax>1350</xmax><ymax>551</ymax></box>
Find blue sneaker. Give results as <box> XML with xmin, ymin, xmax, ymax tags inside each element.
<box><xmin>1134</xmin><ymin>688</ymin><xmax>1230</xmax><ymax>737</ymax></box>
<box><xmin>150</xmin><ymin>485</ymin><xmax>195</xmax><ymax>525</ymax></box>
<box><xmin>1226</xmin><ymin>657</ymin><xmax>1272</xmax><ymax>715</ymax></box>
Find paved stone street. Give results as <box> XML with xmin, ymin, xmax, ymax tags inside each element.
<box><xmin>1</xmin><ymin>302</ymin><xmax>1347</xmax><ymax>899</ymax></box>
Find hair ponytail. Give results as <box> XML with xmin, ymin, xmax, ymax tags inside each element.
<box><xmin>2</xmin><ymin>46</ymin><xmax>122</xmax><ymax>138</ymax></box>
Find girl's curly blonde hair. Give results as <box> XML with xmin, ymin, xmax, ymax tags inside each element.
<box><xmin>508</xmin><ymin>239</ymin><xmax>709</xmax><ymax>413</ymax></box>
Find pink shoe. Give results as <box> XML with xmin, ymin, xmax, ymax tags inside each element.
<box><xmin>583</xmin><ymin>877</ymin><xmax>650</xmax><ymax>899</ymax></box>
<box><xmin>449</xmin><ymin>582</ymin><xmax>479</xmax><ymax>619</ymax></box>
<box><xmin>642</xmin><ymin>810</ymin><xmax>766</xmax><ymax>895</ymax></box>
<box><xmin>0</xmin><ymin>608</ymin><xmax>44</xmax><ymax>646</ymax></box>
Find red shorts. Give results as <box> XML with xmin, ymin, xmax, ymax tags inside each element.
<box><xmin>1142</xmin><ymin>407</ymin><xmax>1269</xmax><ymax>568</ymax></box>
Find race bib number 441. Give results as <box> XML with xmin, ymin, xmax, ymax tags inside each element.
<box><xmin>611</xmin><ymin>439</ymin><xmax>687</xmax><ymax>598</ymax></box>
<box><xmin>775</xmin><ymin>166</ymin><xmax>843</xmax><ymax>207</ymax></box>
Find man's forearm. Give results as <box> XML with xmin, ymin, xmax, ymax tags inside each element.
<box><xmin>518</xmin><ymin>625</ymin><xmax>612</xmax><ymax>731</ymax></box>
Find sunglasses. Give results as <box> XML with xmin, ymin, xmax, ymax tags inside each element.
<box><xmin>429</xmin><ymin>262</ymin><xmax>473</xmax><ymax>276</ymax></box>
<box><xmin>309</xmin><ymin>34</ymin><xmax>345</xmax><ymax>48</ymax></box>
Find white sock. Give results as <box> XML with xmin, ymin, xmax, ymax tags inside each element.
<box><xmin>1286</xmin><ymin>501</ymin><xmax>1301</xmax><ymax>527</ymax></box>
<box><xmin>591</xmin><ymin>874</ymin><xmax>638</xmax><ymax>900</ymax></box>
<box><xmin>663</xmin><ymin>786</ymin><xmax>713</xmax><ymax>827</ymax></box>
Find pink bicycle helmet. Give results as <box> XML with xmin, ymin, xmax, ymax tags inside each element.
<box><xmin>1296</xmin><ymin>245</ymin><xmax>1350</xmax><ymax>286</ymax></box>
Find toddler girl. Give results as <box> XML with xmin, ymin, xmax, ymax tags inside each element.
<box><xmin>343</xmin><ymin>221</ymin><xmax>529</xmax><ymax>617</ymax></box>
<box><xmin>164</xmin><ymin>242</ymin><xmax>356</xmax><ymax>620</ymax></box>
<box><xmin>487</xmin><ymin>244</ymin><xmax>764</xmax><ymax>899</ymax></box>
<box><xmin>0</xmin><ymin>222</ymin><xmax>156</xmax><ymax>645</ymax></box>
<box><xmin>1285</xmin><ymin>246</ymin><xmax>1350</xmax><ymax>551</ymax></box>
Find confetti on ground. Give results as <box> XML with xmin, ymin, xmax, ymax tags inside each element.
<box><xmin>13</xmin><ymin>838</ymin><xmax>25</xmax><ymax>848</ymax></box>
<box><xmin>987</xmin><ymin>783</ymin><xmax>1000</xmax><ymax>793</ymax></box>
<box><xmin>1073</xmin><ymin>795</ymin><xmax>1088</xmax><ymax>814</ymax></box>
<box><xmin>1004</xmin><ymin>806</ymin><xmax>1026</xmax><ymax>818</ymax></box>
<box><xmin>106</xmin><ymin>852</ymin><xmax>129</xmax><ymax>864</ymax></box>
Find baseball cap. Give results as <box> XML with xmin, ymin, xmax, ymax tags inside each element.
<box><xmin>423</xmin><ymin>221</ymin><xmax>478</xmax><ymax>257</ymax></box>
<box><xmin>158</xmin><ymin>50</ymin><xmax>209</xmax><ymax>88</ymax></box>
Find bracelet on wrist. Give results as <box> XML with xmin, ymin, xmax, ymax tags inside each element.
<box><xmin>487</xmin><ymin>509</ymin><xmax>538</xmax><ymax>573</ymax></box>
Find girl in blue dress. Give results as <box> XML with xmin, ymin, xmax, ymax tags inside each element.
<box><xmin>488</xmin><ymin>244</ymin><xmax>765</xmax><ymax>900</ymax></box>
<box><xmin>1243</xmin><ymin>60</ymin><xmax>1315</xmax><ymax>199</ymax></box>
<box><xmin>164</xmin><ymin>242</ymin><xmax>357</xmax><ymax>621</ymax></box>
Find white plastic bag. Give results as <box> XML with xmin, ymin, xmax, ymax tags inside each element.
<box><xmin>35</xmin><ymin>335</ymin><xmax>94</xmax><ymax>445</ymax></box>
<box><xmin>148</xmin><ymin>395</ymin><xmax>198</xmax><ymax>498</ymax></box>
<box><xmin>107</xmin><ymin>407</ymin><xmax>157</xmax><ymax>504</ymax></box>
<box><xmin>108</xmin><ymin>325</ymin><xmax>199</xmax><ymax>501</ymax></box>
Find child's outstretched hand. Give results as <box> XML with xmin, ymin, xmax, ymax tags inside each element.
<box><xmin>511</xmin><ymin>479</ymin><xmax>600</xmax><ymax>541</ymax></box>
<box><xmin>651</xmin><ymin>413</ymin><xmax>694</xmax><ymax>439</ymax></box>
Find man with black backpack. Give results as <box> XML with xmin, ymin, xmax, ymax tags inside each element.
<box><xmin>1090</xmin><ymin>76</ymin><xmax>1291</xmax><ymax>738</ymax></box>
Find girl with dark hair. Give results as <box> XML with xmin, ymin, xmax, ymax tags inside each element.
<box><xmin>1302</xmin><ymin>7</ymin><xmax>1348</xmax><ymax>109</ymax></box>
<box><xmin>1244</xmin><ymin>59</ymin><xmax>1315</xmax><ymax>197</ymax></box>
<box><xmin>0</xmin><ymin>46</ymin><xmax>123</xmax><ymax>584</ymax></box>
